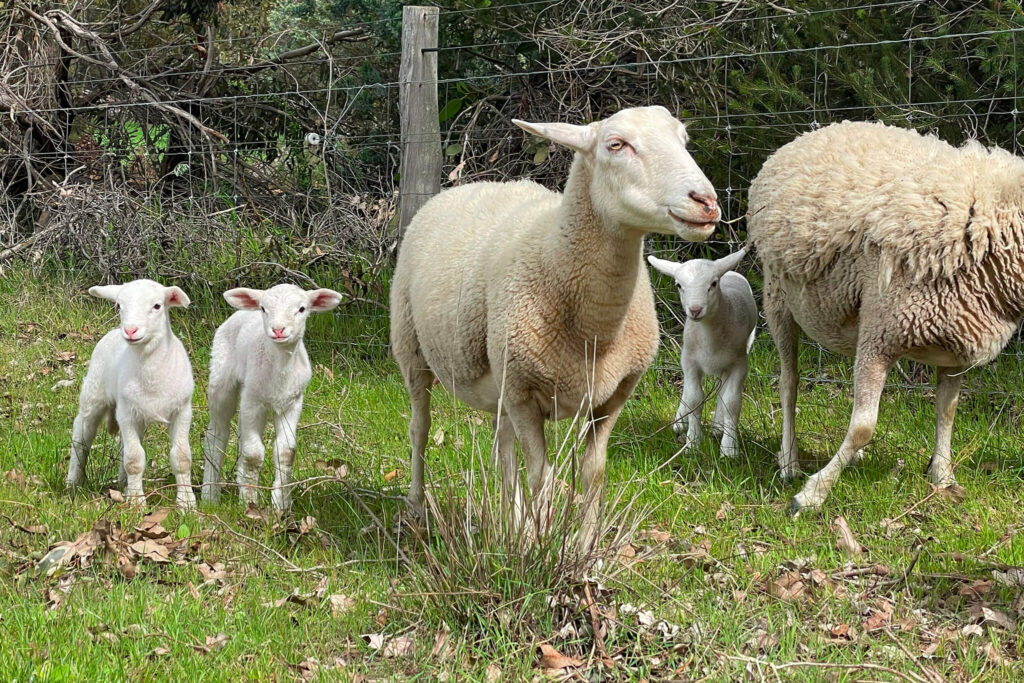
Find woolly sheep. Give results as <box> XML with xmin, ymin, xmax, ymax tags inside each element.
<box><xmin>390</xmin><ymin>106</ymin><xmax>720</xmax><ymax>539</ymax></box>
<box><xmin>648</xmin><ymin>248</ymin><xmax>756</xmax><ymax>457</ymax></box>
<box><xmin>201</xmin><ymin>284</ymin><xmax>342</xmax><ymax>511</ymax></box>
<box><xmin>748</xmin><ymin>120</ymin><xmax>1024</xmax><ymax>513</ymax></box>
<box><xmin>66</xmin><ymin>279</ymin><xmax>195</xmax><ymax>508</ymax></box>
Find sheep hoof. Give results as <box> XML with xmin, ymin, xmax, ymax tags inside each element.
<box><xmin>176</xmin><ymin>489</ymin><xmax>197</xmax><ymax>511</ymax></box>
<box><xmin>404</xmin><ymin>496</ymin><xmax>425</xmax><ymax>521</ymax></box>
<box><xmin>778</xmin><ymin>467</ymin><xmax>802</xmax><ymax>483</ymax></box>
<box><xmin>787</xmin><ymin>498</ymin><xmax>803</xmax><ymax>517</ymax></box>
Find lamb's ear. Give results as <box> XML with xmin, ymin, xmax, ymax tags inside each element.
<box><xmin>164</xmin><ymin>286</ymin><xmax>190</xmax><ymax>309</ymax></box>
<box><xmin>223</xmin><ymin>288</ymin><xmax>263</xmax><ymax>310</ymax></box>
<box><xmin>307</xmin><ymin>288</ymin><xmax>343</xmax><ymax>312</ymax></box>
<box><xmin>512</xmin><ymin>119</ymin><xmax>597</xmax><ymax>156</ymax></box>
<box><xmin>647</xmin><ymin>255</ymin><xmax>681</xmax><ymax>279</ymax></box>
<box><xmin>714</xmin><ymin>247</ymin><xmax>748</xmax><ymax>278</ymax></box>
<box><xmin>89</xmin><ymin>284</ymin><xmax>122</xmax><ymax>302</ymax></box>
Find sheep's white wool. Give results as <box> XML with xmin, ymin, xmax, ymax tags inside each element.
<box><xmin>390</xmin><ymin>106</ymin><xmax>720</xmax><ymax>540</ymax></box>
<box><xmin>66</xmin><ymin>278</ymin><xmax>195</xmax><ymax>509</ymax></box>
<box><xmin>648</xmin><ymin>248</ymin><xmax>757</xmax><ymax>458</ymax></box>
<box><xmin>201</xmin><ymin>283</ymin><xmax>342</xmax><ymax>511</ymax></box>
<box><xmin>748</xmin><ymin>121</ymin><xmax>1024</xmax><ymax>512</ymax></box>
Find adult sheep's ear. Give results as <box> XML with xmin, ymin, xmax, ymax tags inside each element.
<box><xmin>714</xmin><ymin>247</ymin><xmax>748</xmax><ymax>278</ymax></box>
<box><xmin>307</xmin><ymin>288</ymin><xmax>343</xmax><ymax>312</ymax></box>
<box><xmin>647</xmin><ymin>255</ymin><xmax>681</xmax><ymax>280</ymax></box>
<box><xmin>89</xmin><ymin>284</ymin><xmax>122</xmax><ymax>302</ymax></box>
<box><xmin>512</xmin><ymin>119</ymin><xmax>597</xmax><ymax>156</ymax></box>
<box><xmin>224</xmin><ymin>288</ymin><xmax>263</xmax><ymax>310</ymax></box>
<box><xmin>164</xmin><ymin>286</ymin><xmax>190</xmax><ymax>309</ymax></box>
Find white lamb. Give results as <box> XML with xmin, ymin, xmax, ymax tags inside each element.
<box><xmin>66</xmin><ymin>279</ymin><xmax>196</xmax><ymax>509</ymax></box>
<box><xmin>749</xmin><ymin>120</ymin><xmax>1024</xmax><ymax>513</ymax></box>
<box><xmin>390</xmin><ymin>106</ymin><xmax>720</xmax><ymax>541</ymax></box>
<box><xmin>648</xmin><ymin>248</ymin><xmax>756</xmax><ymax>457</ymax></box>
<box><xmin>201</xmin><ymin>283</ymin><xmax>342</xmax><ymax>512</ymax></box>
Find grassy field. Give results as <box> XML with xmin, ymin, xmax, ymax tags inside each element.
<box><xmin>3</xmin><ymin>268</ymin><xmax>1024</xmax><ymax>681</ymax></box>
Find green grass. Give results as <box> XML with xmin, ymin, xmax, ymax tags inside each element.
<box><xmin>3</xmin><ymin>268</ymin><xmax>1024</xmax><ymax>681</ymax></box>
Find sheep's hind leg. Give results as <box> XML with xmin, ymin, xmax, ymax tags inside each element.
<box><xmin>506</xmin><ymin>402</ymin><xmax>553</xmax><ymax>535</ymax></box>
<box><xmin>400</xmin><ymin>365</ymin><xmax>433</xmax><ymax>520</ymax></box>
<box><xmin>790</xmin><ymin>352</ymin><xmax>893</xmax><ymax>515</ymax></box>
<box><xmin>926</xmin><ymin>365</ymin><xmax>963</xmax><ymax>488</ymax></box>
<box><xmin>202</xmin><ymin>379</ymin><xmax>240</xmax><ymax>503</ymax></box>
<box><xmin>168</xmin><ymin>405</ymin><xmax>197</xmax><ymax>510</ymax></box>
<box><xmin>67</xmin><ymin>403</ymin><xmax>107</xmax><ymax>489</ymax></box>
<box><xmin>492</xmin><ymin>411</ymin><xmax>525</xmax><ymax>530</ymax></box>
<box><xmin>764</xmin><ymin>286</ymin><xmax>801</xmax><ymax>481</ymax></box>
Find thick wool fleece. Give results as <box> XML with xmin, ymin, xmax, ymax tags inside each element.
<box><xmin>749</xmin><ymin>120</ymin><xmax>1024</xmax><ymax>367</ymax></box>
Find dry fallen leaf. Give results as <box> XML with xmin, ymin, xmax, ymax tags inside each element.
<box><xmin>538</xmin><ymin>643</ymin><xmax>582</xmax><ymax>670</ymax></box>
<box><xmin>432</xmin><ymin>427</ymin><xmax>445</xmax><ymax>446</ymax></box>
<box><xmin>981</xmin><ymin>607</ymin><xmax>1015</xmax><ymax>630</ymax></box>
<box><xmin>485</xmin><ymin>662</ymin><xmax>501</xmax><ymax>682</ymax></box>
<box><xmin>383</xmin><ymin>469</ymin><xmax>402</xmax><ymax>483</ymax></box>
<box><xmin>364</xmin><ymin>633</ymin><xmax>386</xmax><ymax>651</ymax></box>
<box><xmin>832</xmin><ymin>516</ymin><xmax>864</xmax><ymax>557</ymax></box>
<box><xmin>205</xmin><ymin>633</ymin><xmax>229</xmax><ymax>650</ymax></box>
<box><xmin>129</xmin><ymin>539</ymin><xmax>171</xmax><ymax>563</ymax></box>
<box><xmin>108</xmin><ymin>489</ymin><xmax>125</xmax><ymax>503</ymax></box>
<box><xmin>766</xmin><ymin>572</ymin><xmax>806</xmax><ymax>601</ymax></box>
<box><xmin>862</xmin><ymin>599</ymin><xmax>893</xmax><ymax>632</ymax></box>
<box><xmin>384</xmin><ymin>635</ymin><xmax>416</xmax><ymax>658</ymax></box>
<box><xmin>328</xmin><ymin>594</ymin><xmax>356</xmax><ymax>617</ymax></box>
<box><xmin>959</xmin><ymin>579</ymin><xmax>993</xmax><ymax>599</ymax></box>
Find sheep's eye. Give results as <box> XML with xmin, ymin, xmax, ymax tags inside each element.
<box><xmin>298</xmin><ymin>306</ymin><xmax>306</xmax><ymax>313</ymax></box>
<box><xmin>607</xmin><ymin>139</ymin><xmax>625</xmax><ymax>152</ymax></box>
<box><xmin>153</xmin><ymin>303</ymin><xmax>161</xmax><ymax>311</ymax></box>
<box><xmin>710</xmin><ymin>280</ymin><xmax>718</xmax><ymax>289</ymax></box>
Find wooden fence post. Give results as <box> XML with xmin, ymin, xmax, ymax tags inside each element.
<box><xmin>398</xmin><ymin>5</ymin><xmax>441</xmax><ymax>239</ymax></box>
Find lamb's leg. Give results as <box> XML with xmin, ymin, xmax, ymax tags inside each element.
<box><xmin>235</xmin><ymin>396</ymin><xmax>268</xmax><ymax>506</ymax></box>
<box><xmin>270</xmin><ymin>399</ymin><xmax>303</xmax><ymax>512</ymax></box>
<box><xmin>790</xmin><ymin>352</ymin><xmax>892</xmax><ymax>515</ymax></box>
<box><xmin>764</xmin><ymin>283</ymin><xmax>801</xmax><ymax>481</ymax></box>
<box><xmin>168</xmin><ymin>405</ymin><xmax>196</xmax><ymax>510</ymax></box>
<box><xmin>401</xmin><ymin>367</ymin><xmax>433</xmax><ymax>519</ymax></box>
<box><xmin>492</xmin><ymin>411</ymin><xmax>525</xmax><ymax>528</ymax></box>
<box><xmin>202</xmin><ymin>379</ymin><xmax>239</xmax><ymax>503</ymax></box>
<box><xmin>118</xmin><ymin>411</ymin><xmax>148</xmax><ymax>506</ymax></box>
<box><xmin>506</xmin><ymin>401</ymin><xmax>552</xmax><ymax>533</ymax></box>
<box><xmin>717</xmin><ymin>362</ymin><xmax>748</xmax><ymax>459</ymax></box>
<box><xmin>66</xmin><ymin>403</ymin><xmax>106</xmax><ymax>489</ymax></box>
<box><xmin>677</xmin><ymin>361</ymin><xmax>704</xmax><ymax>448</ymax></box>
<box><xmin>926</xmin><ymin>365</ymin><xmax>963</xmax><ymax>488</ymax></box>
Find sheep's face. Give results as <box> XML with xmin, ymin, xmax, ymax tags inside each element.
<box><xmin>224</xmin><ymin>284</ymin><xmax>343</xmax><ymax>346</ymax></box>
<box><xmin>513</xmin><ymin>106</ymin><xmax>719</xmax><ymax>240</ymax></box>
<box><xmin>89</xmin><ymin>279</ymin><xmax>190</xmax><ymax>346</ymax></box>
<box><xmin>648</xmin><ymin>248</ymin><xmax>747</xmax><ymax>322</ymax></box>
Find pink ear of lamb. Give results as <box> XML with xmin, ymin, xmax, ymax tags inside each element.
<box><xmin>224</xmin><ymin>288</ymin><xmax>262</xmax><ymax>310</ymax></box>
<box><xmin>308</xmin><ymin>289</ymin><xmax>343</xmax><ymax>312</ymax></box>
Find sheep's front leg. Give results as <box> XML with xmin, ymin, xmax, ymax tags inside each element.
<box><xmin>492</xmin><ymin>411</ymin><xmax>525</xmax><ymax>529</ymax></box>
<box><xmin>506</xmin><ymin>402</ymin><xmax>553</xmax><ymax>534</ymax></box>
<box><xmin>677</xmin><ymin>360</ymin><xmax>704</xmax><ymax>449</ymax></box>
<box><xmin>235</xmin><ymin>397</ymin><xmax>268</xmax><ymax>506</ymax></box>
<box><xmin>579</xmin><ymin>373</ymin><xmax>638</xmax><ymax>548</ymax></box>
<box><xmin>790</xmin><ymin>352</ymin><xmax>892</xmax><ymax>515</ymax></box>
<box><xmin>168</xmin><ymin>405</ymin><xmax>197</xmax><ymax>510</ymax></box>
<box><xmin>716</xmin><ymin>362</ymin><xmax>747</xmax><ymax>459</ymax></box>
<box><xmin>118</xmin><ymin>411</ymin><xmax>148</xmax><ymax>506</ymax></box>
<box><xmin>270</xmin><ymin>399</ymin><xmax>303</xmax><ymax>512</ymax></box>
<box><xmin>926</xmin><ymin>365</ymin><xmax>963</xmax><ymax>488</ymax></box>
<box><xmin>67</xmin><ymin>404</ymin><xmax>107</xmax><ymax>489</ymax></box>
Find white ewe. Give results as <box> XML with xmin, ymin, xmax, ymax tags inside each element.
<box><xmin>66</xmin><ymin>279</ymin><xmax>196</xmax><ymax>508</ymax></box>
<box><xmin>201</xmin><ymin>284</ymin><xmax>342</xmax><ymax>511</ymax></box>
<box><xmin>648</xmin><ymin>248</ymin><xmax>756</xmax><ymax>457</ymax></box>
<box><xmin>749</xmin><ymin>120</ymin><xmax>1024</xmax><ymax>513</ymax></box>
<box><xmin>390</xmin><ymin>106</ymin><xmax>720</xmax><ymax>539</ymax></box>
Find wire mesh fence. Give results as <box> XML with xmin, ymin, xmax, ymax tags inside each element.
<box><xmin>4</xmin><ymin>0</ymin><xmax>1024</xmax><ymax>400</ymax></box>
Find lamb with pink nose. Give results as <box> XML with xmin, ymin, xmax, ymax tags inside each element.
<box><xmin>202</xmin><ymin>283</ymin><xmax>343</xmax><ymax>511</ymax></box>
<box><xmin>66</xmin><ymin>278</ymin><xmax>196</xmax><ymax>508</ymax></box>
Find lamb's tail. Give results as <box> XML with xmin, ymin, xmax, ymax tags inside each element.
<box><xmin>746</xmin><ymin>327</ymin><xmax>756</xmax><ymax>355</ymax></box>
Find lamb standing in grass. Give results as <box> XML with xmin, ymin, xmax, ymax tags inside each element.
<box><xmin>201</xmin><ymin>284</ymin><xmax>342</xmax><ymax>511</ymax></box>
<box><xmin>66</xmin><ymin>279</ymin><xmax>196</xmax><ymax>508</ymax></box>
<box><xmin>390</xmin><ymin>106</ymin><xmax>720</xmax><ymax>540</ymax></box>
<box><xmin>648</xmin><ymin>248</ymin><xmax>756</xmax><ymax>457</ymax></box>
<box><xmin>749</xmin><ymin>120</ymin><xmax>1024</xmax><ymax>513</ymax></box>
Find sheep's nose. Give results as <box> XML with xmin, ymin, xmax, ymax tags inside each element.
<box><xmin>124</xmin><ymin>326</ymin><xmax>138</xmax><ymax>338</ymax></box>
<box><xmin>272</xmin><ymin>327</ymin><xmax>286</xmax><ymax>338</ymax></box>
<box><xmin>688</xmin><ymin>306</ymin><xmax>704</xmax><ymax>319</ymax></box>
<box><xmin>689</xmin><ymin>191</ymin><xmax>720</xmax><ymax>222</ymax></box>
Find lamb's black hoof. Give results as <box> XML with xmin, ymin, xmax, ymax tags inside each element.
<box><xmin>787</xmin><ymin>498</ymin><xmax>803</xmax><ymax>518</ymax></box>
